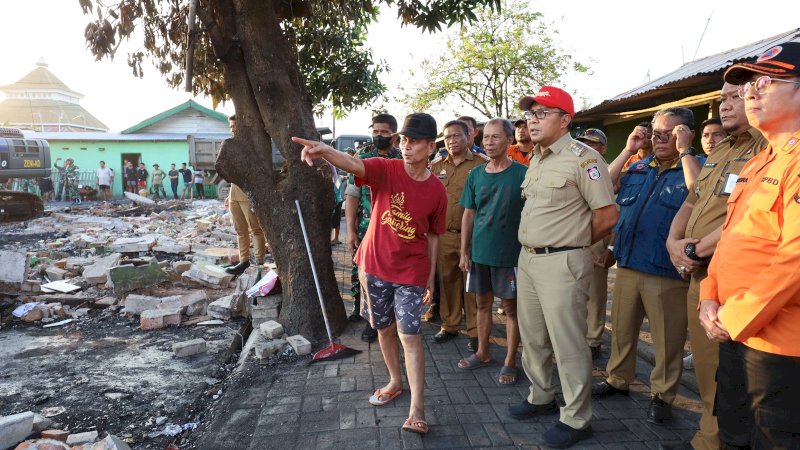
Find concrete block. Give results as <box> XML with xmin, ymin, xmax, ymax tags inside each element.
<box><xmin>95</xmin><ymin>297</ymin><xmax>117</xmax><ymax>308</ymax></box>
<box><xmin>250</xmin><ymin>304</ymin><xmax>279</xmax><ymax>321</ymax></box>
<box><xmin>234</xmin><ymin>266</ymin><xmax>260</xmax><ymax>294</ymax></box>
<box><xmin>82</xmin><ymin>253</ymin><xmax>121</xmax><ymax>284</ymax></box>
<box><xmin>0</xmin><ymin>250</ymin><xmax>28</xmax><ymax>292</ymax></box>
<box><xmin>139</xmin><ymin>310</ymin><xmax>164</xmax><ymax>330</ymax></box>
<box><xmin>171</xmin><ymin>261</ymin><xmax>192</xmax><ymax>275</ymax></box>
<box><xmin>207</xmin><ymin>295</ymin><xmax>235</xmax><ymax>320</ymax></box>
<box><xmin>181</xmin><ymin>262</ymin><xmax>233</xmax><ymax>289</ymax></box>
<box><xmin>66</xmin><ymin>431</ymin><xmax>98</xmax><ymax>445</ymax></box>
<box><xmin>259</xmin><ymin>320</ymin><xmax>284</xmax><ymax>339</ymax></box>
<box><xmin>64</xmin><ymin>257</ymin><xmax>95</xmax><ymax>270</ymax></box>
<box><xmin>121</xmin><ymin>295</ymin><xmax>163</xmax><ymax>315</ymax></box>
<box><xmin>152</xmin><ymin>237</ymin><xmax>190</xmax><ymax>254</ymax></box>
<box><xmin>172</xmin><ymin>338</ymin><xmax>207</xmax><ymax>357</ymax></box>
<box><xmin>139</xmin><ymin>308</ymin><xmax>181</xmax><ymax>330</ymax></box>
<box><xmin>13</xmin><ymin>439</ymin><xmax>70</xmax><ymax>450</ymax></box>
<box><xmin>45</xmin><ymin>266</ymin><xmax>68</xmax><ymax>281</ymax></box>
<box><xmin>0</xmin><ymin>411</ymin><xmax>34</xmax><ymax>449</ymax></box>
<box><xmin>31</xmin><ymin>414</ymin><xmax>53</xmax><ymax>433</ymax></box>
<box><xmin>107</xmin><ymin>262</ymin><xmax>168</xmax><ymax>293</ymax></box>
<box><xmin>255</xmin><ymin>338</ymin><xmax>287</xmax><ymax>360</ymax></box>
<box><xmin>108</xmin><ymin>236</ymin><xmax>156</xmax><ymax>253</ymax></box>
<box><xmin>254</xmin><ymin>294</ymin><xmax>282</xmax><ymax>309</ymax></box>
<box><xmin>75</xmin><ymin>235</ymin><xmax>103</xmax><ymax>249</ymax></box>
<box><xmin>180</xmin><ymin>291</ymin><xmax>208</xmax><ymax>316</ymax></box>
<box><xmin>89</xmin><ymin>434</ymin><xmax>132</xmax><ymax>450</ymax></box>
<box><xmin>287</xmin><ymin>335</ymin><xmax>312</xmax><ymax>356</ymax></box>
<box><xmin>40</xmin><ymin>430</ymin><xmax>69</xmax><ymax>442</ymax></box>
<box><xmin>193</xmin><ymin>247</ymin><xmax>239</xmax><ymax>264</ymax></box>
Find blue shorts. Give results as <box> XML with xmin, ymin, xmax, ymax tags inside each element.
<box><xmin>358</xmin><ymin>270</ymin><xmax>425</xmax><ymax>335</ymax></box>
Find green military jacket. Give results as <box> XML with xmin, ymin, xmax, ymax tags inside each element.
<box><xmin>346</xmin><ymin>144</ymin><xmax>402</xmax><ymax>231</ymax></box>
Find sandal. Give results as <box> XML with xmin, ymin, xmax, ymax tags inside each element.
<box><xmin>457</xmin><ymin>353</ymin><xmax>495</xmax><ymax>370</ymax></box>
<box><xmin>368</xmin><ymin>388</ymin><xmax>402</xmax><ymax>406</ymax></box>
<box><xmin>498</xmin><ymin>365</ymin><xmax>518</xmax><ymax>385</ymax></box>
<box><xmin>402</xmin><ymin>417</ymin><xmax>429</xmax><ymax>434</ymax></box>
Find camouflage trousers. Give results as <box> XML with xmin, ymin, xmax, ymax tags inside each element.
<box><xmin>67</xmin><ymin>181</ymin><xmax>80</xmax><ymax>201</ymax></box>
<box><xmin>349</xmin><ymin>226</ymin><xmax>368</xmax><ymax>311</ymax></box>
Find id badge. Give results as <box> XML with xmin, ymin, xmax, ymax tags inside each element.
<box><xmin>722</xmin><ymin>173</ymin><xmax>738</xmax><ymax>195</ymax></box>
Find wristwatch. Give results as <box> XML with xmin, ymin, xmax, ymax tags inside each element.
<box><xmin>684</xmin><ymin>242</ymin><xmax>709</xmax><ymax>262</ymax></box>
<box><xmin>679</xmin><ymin>147</ymin><xmax>698</xmax><ymax>158</ymax></box>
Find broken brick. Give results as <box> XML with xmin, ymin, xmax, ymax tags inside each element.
<box><xmin>172</xmin><ymin>338</ymin><xmax>207</xmax><ymax>357</ymax></box>
<box><xmin>287</xmin><ymin>335</ymin><xmax>312</xmax><ymax>356</ymax></box>
<box><xmin>259</xmin><ymin>320</ymin><xmax>284</xmax><ymax>339</ymax></box>
<box><xmin>40</xmin><ymin>430</ymin><xmax>69</xmax><ymax>442</ymax></box>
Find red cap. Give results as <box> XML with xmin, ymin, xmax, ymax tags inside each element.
<box><xmin>518</xmin><ymin>86</ymin><xmax>575</xmax><ymax>117</ymax></box>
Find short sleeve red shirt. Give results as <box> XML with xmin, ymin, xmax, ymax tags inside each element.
<box><xmin>354</xmin><ymin>158</ymin><xmax>447</xmax><ymax>287</ymax></box>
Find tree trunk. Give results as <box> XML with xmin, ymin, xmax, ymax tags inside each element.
<box><xmin>205</xmin><ymin>0</ymin><xmax>347</xmax><ymax>341</ymax></box>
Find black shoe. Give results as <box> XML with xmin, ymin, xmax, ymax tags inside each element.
<box><xmin>647</xmin><ymin>394</ymin><xmax>672</xmax><ymax>424</ymax></box>
<box><xmin>542</xmin><ymin>422</ymin><xmax>593</xmax><ymax>449</ymax></box>
<box><xmin>591</xmin><ymin>380</ymin><xmax>629</xmax><ymax>398</ymax></box>
<box><xmin>509</xmin><ymin>399</ymin><xmax>558</xmax><ymax>419</ymax></box>
<box><xmin>590</xmin><ymin>345</ymin><xmax>602</xmax><ymax>359</ymax></box>
<box><xmin>432</xmin><ymin>330</ymin><xmax>458</xmax><ymax>343</ymax></box>
<box><xmin>224</xmin><ymin>261</ymin><xmax>250</xmax><ymax>275</ymax></box>
<box><xmin>658</xmin><ymin>442</ymin><xmax>692</xmax><ymax>450</ymax></box>
<box><xmin>361</xmin><ymin>324</ymin><xmax>377</xmax><ymax>343</ymax></box>
<box><xmin>466</xmin><ymin>337</ymin><xmax>478</xmax><ymax>353</ymax></box>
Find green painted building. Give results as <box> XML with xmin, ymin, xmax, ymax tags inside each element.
<box><xmin>24</xmin><ymin>100</ymin><xmax>231</xmax><ymax>198</ymax></box>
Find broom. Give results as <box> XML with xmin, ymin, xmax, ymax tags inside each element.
<box><xmin>295</xmin><ymin>199</ymin><xmax>362</xmax><ymax>362</ymax></box>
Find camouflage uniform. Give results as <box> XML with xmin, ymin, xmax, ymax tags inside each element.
<box><xmin>19</xmin><ymin>178</ymin><xmax>37</xmax><ymax>194</ymax></box>
<box><xmin>65</xmin><ymin>164</ymin><xmax>81</xmax><ymax>203</ymax></box>
<box><xmin>347</xmin><ymin>144</ymin><xmax>402</xmax><ymax>308</ymax></box>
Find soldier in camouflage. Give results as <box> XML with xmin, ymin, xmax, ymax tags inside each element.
<box><xmin>345</xmin><ymin>113</ymin><xmax>402</xmax><ymax>343</ymax></box>
<box><xmin>53</xmin><ymin>158</ymin><xmax>68</xmax><ymax>201</ymax></box>
<box><xmin>65</xmin><ymin>158</ymin><xmax>81</xmax><ymax>204</ymax></box>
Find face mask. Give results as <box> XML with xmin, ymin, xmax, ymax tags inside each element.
<box><xmin>373</xmin><ymin>135</ymin><xmax>392</xmax><ymax>150</ymax></box>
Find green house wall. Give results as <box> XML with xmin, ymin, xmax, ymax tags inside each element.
<box><xmin>48</xmin><ymin>139</ymin><xmax>197</xmax><ymax>198</ymax></box>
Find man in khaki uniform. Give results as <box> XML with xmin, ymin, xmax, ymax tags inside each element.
<box><xmin>430</xmin><ymin>120</ymin><xmax>488</xmax><ymax>344</ymax></box>
<box><xmin>225</xmin><ymin>115</ymin><xmax>268</xmax><ymax>275</ymax></box>
<box><xmin>511</xmin><ymin>86</ymin><xmax>617</xmax><ymax>449</ymax></box>
<box><xmin>575</xmin><ymin>128</ymin><xmax>613</xmax><ymax>359</ymax></box>
<box><xmin>663</xmin><ymin>82</ymin><xmax>767</xmax><ymax>450</ymax></box>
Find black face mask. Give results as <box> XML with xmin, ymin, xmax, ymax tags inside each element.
<box><xmin>373</xmin><ymin>135</ymin><xmax>392</xmax><ymax>150</ymax></box>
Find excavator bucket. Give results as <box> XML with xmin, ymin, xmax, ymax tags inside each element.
<box><xmin>0</xmin><ymin>191</ymin><xmax>45</xmax><ymax>223</ymax></box>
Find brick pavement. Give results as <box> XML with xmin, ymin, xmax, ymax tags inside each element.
<box><xmin>190</xmin><ymin>231</ymin><xmax>701</xmax><ymax>449</ymax></box>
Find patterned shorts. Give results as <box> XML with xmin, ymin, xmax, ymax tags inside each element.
<box><xmin>358</xmin><ymin>270</ymin><xmax>425</xmax><ymax>335</ymax></box>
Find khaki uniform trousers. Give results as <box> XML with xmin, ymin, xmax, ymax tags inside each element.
<box><xmin>229</xmin><ymin>200</ymin><xmax>267</xmax><ymax>263</ymax></box>
<box><xmin>517</xmin><ymin>247</ymin><xmax>593</xmax><ymax>430</ymax></box>
<box><xmin>606</xmin><ymin>268</ymin><xmax>688</xmax><ymax>404</ymax></box>
<box><xmin>688</xmin><ymin>267</ymin><xmax>721</xmax><ymax>450</ymax></box>
<box><xmin>586</xmin><ymin>239</ymin><xmax>609</xmax><ymax>348</ymax></box>
<box><xmin>437</xmin><ymin>231</ymin><xmax>477</xmax><ymax>336</ymax></box>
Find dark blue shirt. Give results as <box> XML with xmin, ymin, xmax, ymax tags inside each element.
<box><xmin>614</xmin><ymin>155</ymin><xmax>705</xmax><ymax>279</ymax></box>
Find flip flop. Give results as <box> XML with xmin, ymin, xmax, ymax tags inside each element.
<box><xmin>457</xmin><ymin>353</ymin><xmax>495</xmax><ymax>370</ymax></box>
<box><xmin>498</xmin><ymin>365</ymin><xmax>518</xmax><ymax>385</ymax></box>
<box><xmin>368</xmin><ymin>388</ymin><xmax>402</xmax><ymax>406</ymax></box>
<box><xmin>402</xmin><ymin>417</ymin><xmax>429</xmax><ymax>434</ymax></box>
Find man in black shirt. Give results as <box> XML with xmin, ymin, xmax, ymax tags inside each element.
<box><xmin>168</xmin><ymin>163</ymin><xmax>180</xmax><ymax>199</ymax></box>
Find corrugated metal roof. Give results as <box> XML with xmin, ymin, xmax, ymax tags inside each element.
<box><xmin>578</xmin><ymin>28</ymin><xmax>800</xmax><ymax>117</ymax></box>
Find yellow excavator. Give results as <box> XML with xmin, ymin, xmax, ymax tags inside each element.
<box><xmin>0</xmin><ymin>127</ymin><xmax>49</xmax><ymax>223</ymax></box>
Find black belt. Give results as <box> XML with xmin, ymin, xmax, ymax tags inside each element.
<box><xmin>447</xmin><ymin>228</ymin><xmax>461</xmax><ymax>233</ymax></box>
<box><xmin>524</xmin><ymin>245</ymin><xmax>584</xmax><ymax>255</ymax></box>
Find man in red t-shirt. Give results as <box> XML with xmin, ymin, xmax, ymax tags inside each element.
<box><xmin>293</xmin><ymin>113</ymin><xmax>447</xmax><ymax>436</ymax></box>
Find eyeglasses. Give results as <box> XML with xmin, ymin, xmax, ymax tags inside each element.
<box><xmin>523</xmin><ymin>109</ymin><xmax>565</xmax><ymax>121</ymax></box>
<box><xmin>737</xmin><ymin>76</ymin><xmax>800</xmax><ymax>98</ymax></box>
<box><xmin>651</xmin><ymin>129</ymin><xmax>677</xmax><ymax>143</ymax></box>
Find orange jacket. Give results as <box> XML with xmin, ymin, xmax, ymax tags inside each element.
<box><xmin>700</xmin><ymin>134</ymin><xmax>800</xmax><ymax>356</ymax></box>
<box><xmin>507</xmin><ymin>144</ymin><xmax>532</xmax><ymax>166</ymax></box>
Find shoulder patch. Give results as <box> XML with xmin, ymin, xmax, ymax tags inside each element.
<box><xmin>568</xmin><ymin>140</ymin><xmax>591</xmax><ymax>157</ymax></box>
<box><xmin>431</xmin><ymin>154</ymin><xmax>444</xmax><ymax>166</ymax></box>
<box><xmin>580</xmin><ymin>158</ymin><xmax>598</xmax><ymax>168</ymax></box>
<box><xmin>586</xmin><ymin>165</ymin><xmax>601</xmax><ymax>180</ymax></box>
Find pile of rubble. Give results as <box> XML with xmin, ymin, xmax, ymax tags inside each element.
<box><xmin>0</xmin><ymin>199</ymin><xmax>314</xmax><ymax>449</ymax></box>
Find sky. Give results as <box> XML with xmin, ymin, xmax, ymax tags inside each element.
<box><xmin>1</xmin><ymin>0</ymin><xmax>798</xmax><ymax>135</ymax></box>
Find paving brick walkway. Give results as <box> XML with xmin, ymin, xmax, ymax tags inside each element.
<box><xmin>190</xmin><ymin>228</ymin><xmax>701</xmax><ymax>449</ymax></box>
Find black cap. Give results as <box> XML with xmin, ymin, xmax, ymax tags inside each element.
<box><xmin>398</xmin><ymin>113</ymin><xmax>437</xmax><ymax>139</ymax></box>
<box><xmin>513</xmin><ymin>118</ymin><xmax>526</xmax><ymax>127</ymax></box>
<box><xmin>724</xmin><ymin>42</ymin><xmax>800</xmax><ymax>84</ymax></box>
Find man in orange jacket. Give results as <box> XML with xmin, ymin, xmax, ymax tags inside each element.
<box><xmin>699</xmin><ymin>42</ymin><xmax>800</xmax><ymax>449</ymax></box>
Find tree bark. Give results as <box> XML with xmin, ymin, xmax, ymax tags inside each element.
<box><xmin>205</xmin><ymin>0</ymin><xmax>347</xmax><ymax>341</ymax></box>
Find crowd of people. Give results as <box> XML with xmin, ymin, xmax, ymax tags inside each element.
<box><xmin>291</xmin><ymin>43</ymin><xmax>800</xmax><ymax>449</ymax></box>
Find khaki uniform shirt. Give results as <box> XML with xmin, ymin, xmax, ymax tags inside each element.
<box><xmin>519</xmin><ymin>133</ymin><xmax>615</xmax><ymax>248</ymax></box>
<box><xmin>431</xmin><ymin>150</ymin><xmax>488</xmax><ymax>232</ymax></box>
<box><xmin>685</xmin><ymin>128</ymin><xmax>768</xmax><ymax>240</ymax></box>
<box><xmin>228</xmin><ymin>183</ymin><xmax>249</xmax><ymax>202</ymax></box>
